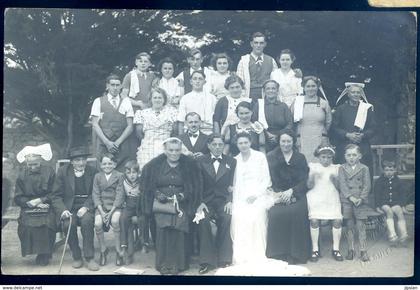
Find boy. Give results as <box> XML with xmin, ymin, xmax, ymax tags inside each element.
<box><xmin>375</xmin><ymin>160</ymin><xmax>409</xmax><ymax>245</ymax></box>
<box><xmin>122</xmin><ymin>52</ymin><xmax>157</xmax><ymax>110</ymax></box>
<box><xmin>177</xmin><ymin>70</ymin><xmax>217</xmax><ymax>135</ymax></box>
<box><xmin>119</xmin><ymin>160</ymin><xmax>144</xmax><ymax>265</ymax></box>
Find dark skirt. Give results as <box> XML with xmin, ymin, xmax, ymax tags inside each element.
<box><xmin>155</xmin><ymin>227</ymin><xmax>189</xmax><ymax>273</ymax></box>
<box><xmin>266</xmin><ymin>199</ymin><xmax>311</xmax><ymax>263</ymax></box>
<box><xmin>17</xmin><ymin>224</ymin><xmax>56</xmax><ymax>257</ymax></box>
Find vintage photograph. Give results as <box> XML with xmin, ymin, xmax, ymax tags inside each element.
<box><xmin>2</xmin><ymin>9</ymin><xmax>416</xmax><ymax>277</ymax></box>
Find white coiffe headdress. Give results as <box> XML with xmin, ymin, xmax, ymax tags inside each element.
<box><xmin>16</xmin><ymin>143</ymin><xmax>53</xmax><ymax>164</ymax></box>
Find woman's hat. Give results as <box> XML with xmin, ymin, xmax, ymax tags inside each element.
<box><xmin>68</xmin><ymin>146</ymin><xmax>91</xmax><ymax>159</ymax></box>
<box><xmin>17</xmin><ymin>143</ymin><xmax>53</xmax><ymax>163</ymax></box>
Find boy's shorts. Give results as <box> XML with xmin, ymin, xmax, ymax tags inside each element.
<box><xmin>342</xmin><ymin>203</ymin><xmax>374</xmax><ymax>220</ymax></box>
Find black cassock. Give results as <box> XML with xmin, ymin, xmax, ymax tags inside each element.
<box><xmin>14</xmin><ymin>165</ymin><xmax>57</xmax><ymax>257</ymax></box>
<box><xmin>265</xmin><ymin>148</ymin><xmax>311</xmax><ymax>264</ymax></box>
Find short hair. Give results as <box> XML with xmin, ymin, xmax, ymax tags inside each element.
<box><xmin>207</xmin><ymin>133</ymin><xmax>224</xmax><ymax>144</ymax></box>
<box><xmin>185</xmin><ymin>112</ymin><xmax>202</xmax><ymax>121</ymax></box>
<box><xmin>278</xmin><ymin>49</ymin><xmax>296</xmax><ymax>62</ymax></box>
<box><xmin>302</xmin><ymin>76</ymin><xmax>321</xmax><ymax>88</ymax></box>
<box><xmin>262</xmin><ymin>79</ymin><xmax>280</xmax><ymax>91</ymax></box>
<box><xmin>124</xmin><ymin>160</ymin><xmax>139</xmax><ymax>172</ymax></box>
<box><xmin>106</xmin><ymin>74</ymin><xmax>121</xmax><ymax>84</ymax></box>
<box><xmin>235</xmin><ymin>101</ymin><xmax>253</xmax><ymax>116</ymax></box>
<box><xmin>191</xmin><ymin>70</ymin><xmax>206</xmax><ymax>79</ymax></box>
<box><xmin>382</xmin><ymin>159</ymin><xmax>397</xmax><ymax>169</ymax></box>
<box><xmin>278</xmin><ymin>128</ymin><xmax>296</xmax><ymax>145</ymax></box>
<box><xmin>150</xmin><ymin>87</ymin><xmax>168</xmax><ymax>106</ymax></box>
<box><xmin>136</xmin><ymin>52</ymin><xmax>152</xmax><ymax>61</ymax></box>
<box><xmin>188</xmin><ymin>48</ymin><xmax>202</xmax><ymax>58</ymax></box>
<box><xmin>158</xmin><ymin>57</ymin><xmax>176</xmax><ymax>74</ymax></box>
<box><xmin>210</xmin><ymin>53</ymin><xmax>233</xmax><ymax>71</ymax></box>
<box><xmin>224</xmin><ymin>74</ymin><xmax>245</xmax><ymax>90</ymax></box>
<box><xmin>251</xmin><ymin>32</ymin><xmax>266</xmax><ymax>41</ymax></box>
<box><xmin>344</xmin><ymin>143</ymin><xmax>362</xmax><ymax>154</ymax></box>
<box><xmin>100</xmin><ymin>152</ymin><xmax>117</xmax><ymax>163</ymax></box>
<box><xmin>235</xmin><ymin>131</ymin><xmax>252</xmax><ymax>143</ymax></box>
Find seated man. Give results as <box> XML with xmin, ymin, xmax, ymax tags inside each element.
<box><xmin>195</xmin><ymin>134</ymin><xmax>236</xmax><ymax>274</ymax></box>
<box><xmin>179</xmin><ymin>112</ymin><xmax>210</xmax><ymax>158</ymax></box>
<box><xmin>51</xmin><ymin>146</ymin><xmax>99</xmax><ymax>271</ymax></box>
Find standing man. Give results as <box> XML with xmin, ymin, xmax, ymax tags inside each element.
<box><xmin>236</xmin><ymin>32</ymin><xmax>278</xmax><ymax>100</ymax></box>
<box><xmin>177</xmin><ymin>71</ymin><xmax>217</xmax><ymax>135</ymax></box>
<box><xmin>195</xmin><ymin>134</ymin><xmax>236</xmax><ymax>274</ymax></box>
<box><xmin>90</xmin><ymin>74</ymin><xmax>137</xmax><ymax>171</ymax></box>
<box><xmin>51</xmin><ymin>146</ymin><xmax>99</xmax><ymax>271</ymax></box>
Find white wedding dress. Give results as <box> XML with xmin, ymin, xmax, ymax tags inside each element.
<box><xmin>215</xmin><ymin>149</ymin><xmax>311</xmax><ymax>276</ymax></box>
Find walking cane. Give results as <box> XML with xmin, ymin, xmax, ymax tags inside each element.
<box><xmin>58</xmin><ymin>214</ymin><xmax>72</xmax><ymax>274</ymax></box>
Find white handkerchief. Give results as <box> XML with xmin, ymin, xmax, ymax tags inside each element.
<box><xmin>193</xmin><ymin>211</ymin><xmax>206</xmax><ymax>224</ymax></box>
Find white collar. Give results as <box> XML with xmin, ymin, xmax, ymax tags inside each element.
<box><xmin>251</xmin><ymin>53</ymin><xmax>264</xmax><ymax>61</ymax></box>
<box><xmin>105</xmin><ymin>172</ymin><xmax>113</xmax><ymax>180</ymax></box>
<box><xmin>211</xmin><ymin>153</ymin><xmax>222</xmax><ymax>160</ymax></box>
<box><xmin>107</xmin><ymin>93</ymin><xmax>120</xmax><ymax>101</ymax></box>
<box><xmin>187</xmin><ymin>130</ymin><xmax>200</xmax><ymax>137</ymax></box>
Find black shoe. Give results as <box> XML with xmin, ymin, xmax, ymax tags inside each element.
<box><xmin>332</xmin><ymin>250</ymin><xmax>344</xmax><ymax>262</ymax></box>
<box><xmin>198</xmin><ymin>264</ymin><xmax>212</xmax><ymax>274</ymax></box>
<box><xmin>116</xmin><ymin>252</ymin><xmax>123</xmax><ymax>266</ymax></box>
<box><xmin>35</xmin><ymin>254</ymin><xmax>42</xmax><ymax>265</ymax></box>
<box><xmin>310</xmin><ymin>251</ymin><xmax>320</xmax><ymax>262</ymax></box>
<box><xmin>360</xmin><ymin>251</ymin><xmax>370</xmax><ymax>262</ymax></box>
<box><xmin>38</xmin><ymin>254</ymin><xmax>50</xmax><ymax>266</ymax></box>
<box><xmin>99</xmin><ymin>248</ymin><xmax>108</xmax><ymax>266</ymax></box>
<box><xmin>346</xmin><ymin>249</ymin><xmax>354</xmax><ymax>260</ymax></box>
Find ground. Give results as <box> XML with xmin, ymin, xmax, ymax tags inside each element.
<box><xmin>1</xmin><ymin>215</ymin><xmax>414</xmax><ymax>278</ymax></box>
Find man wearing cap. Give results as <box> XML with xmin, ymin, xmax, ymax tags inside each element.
<box><xmin>51</xmin><ymin>146</ymin><xmax>99</xmax><ymax>271</ymax></box>
<box><xmin>14</xmin><ymin>144</ymin><xmax>56</xmax><ymax>266</ymax></box>
<box><xmin>236</xmin><ymin>32</ymin><xmax>278</xmax><ymax>100</ymax></box>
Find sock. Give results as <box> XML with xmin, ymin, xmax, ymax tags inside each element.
<box><xmin>386</xmin><ymin>218</ymin><xmax>397</xmax><ymax>239</ymax></box>
<box><xmin>310</xmin><ymin>227</ymin><xmax>320</xmax><ymax>252</ymax></box>
<box><xmin>332</xmin><ymin>227</ymin><xmax>342</xmax><ymax>251</ymax></box>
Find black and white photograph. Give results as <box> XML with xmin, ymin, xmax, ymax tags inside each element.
<box><xmin>2</xmin><ymin>8</ymin><xmax>416</xmax><ymax>279</ymax></box>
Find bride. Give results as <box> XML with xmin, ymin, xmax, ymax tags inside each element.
<box><xmin>216</xmin><ymin>131</ymin><xmax>310</xmax><ymax>276</ymax></box>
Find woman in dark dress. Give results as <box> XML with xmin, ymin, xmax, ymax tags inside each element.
<box><xmin>14</xmin><ymin>144</ymin><xmax>57</xmax><ymax>266</ymax></box>
<box><xmin>223</xmin><ymin>101</ymin><xmax>265</xmax><ymax>156</ymax></box>
<box><xmin>252</xmin><ymin>80</ymin><xmax>293</xmax><ymax>153</ymax></box>
<box><xmin>141</xmin><ymin>137</ymin><xmax>202</xmax><ymax>275</ymax></box>
<box><xmin>266</xmin><ymin>129</ymin><xmax>311</xmax><ymax>264</ymax></box>
<box><xmin>331</xmin><ymin>82</ymin><xmax>376</xmax><ymax>177</ymax></box>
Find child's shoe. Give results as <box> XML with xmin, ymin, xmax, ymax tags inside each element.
<box><xmin>389</xmin><ymin>235</ymin><xmax>398</xmax><ymax>247</ymax></box>
<box><xmin>346</xmin><ymin>249</ymin><xmax>354</xmax><ymax>260</ymax></box>
<box><xmin>360</xmin><ymin>251</ymin><xmax>370</xmax><ymax>262</ymax></box>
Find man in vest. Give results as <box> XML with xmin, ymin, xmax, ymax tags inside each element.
<box><xmin>176</xmin><ymin>48</ymin><xmax>211</xmax><ymax>95</ymax></box>
<box><xmin>236</xmin><ymin>32</ymin><xmax>278</xmax><ymax>100</ymax></box>
<box><xmin>90</xmin><ymin>74</ymin><xmax>137</xmax><ymax>171</ymax></box>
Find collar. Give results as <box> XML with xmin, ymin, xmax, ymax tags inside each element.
<box><xmin>74</xmin><ymin>169</ymin><xmax>85</xmax><ymax>177</ymax></box>
<box><xmin>211</xmin><ymin>153</ymin><xmax>222</xmax><ymax>160</ymax></box>
<box><xmin>187</xmin><ymin>130</ymin><xmax>200</xmax><ymax>137</ymax></box>
<box><xmin>265</xmin><ymin>97</ymin><xmax>281</xmax><ymax>105</ymax></box>
<box><xmin>251</xmin><ymin>53</ymin><xmax>264</xmax><ymax>61</ymax></box>
<box><xmin>107</xmin><ymin>93</ymin><xmax>120</xmax><ymax>102</ymax></box>
<box><xmin>124</xmin><ymin>177</ymin><xmax>139</xmax><ymax>188</ymax></box>
<box><xmin>190</xmin><ymin>67</ymin><xmax>202</xmax><ymax>74</ymax></box>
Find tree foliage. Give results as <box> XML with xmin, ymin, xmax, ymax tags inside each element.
<box><xmin>4</xmin><ymin>9</ymin><xmax>416</xmax><ymax>156</ymax></box>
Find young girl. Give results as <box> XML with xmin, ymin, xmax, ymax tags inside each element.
<box><xmin>338</xmin><ymin>144</ymin><xmax>372</xmax><ymax>262</ymax></box>
<box><xmin>121</xmin><ymin>52</ymin><xmax>157</xmax><ymax>110</ymax></box>
<box><xmin>205</xmin><ymin>53</ymin><xmax>233</xmax><ymax>100</ymax></box>
<box><xmin>92</xmin><ymin>153</ymin><xmax>125</xmax><ymax>266</ymax></box>
<box><xmin>154</xmin><ymin>57</ymin><xmax>182</xmax><ymax>109</ymax></box>
<box><xmin>374</xmin><ymin>160</ymin><xmax>409</xmax><ymax>246</ymax></box>
<box><xmin>306</xmin><ymin>144</ymin><xmax>343</xmax><ymax>262</ymax></box>
<box><xmin>270</xmin><ymin>49</ymin><xmax>303</xmax><ymax>107</ymax></box>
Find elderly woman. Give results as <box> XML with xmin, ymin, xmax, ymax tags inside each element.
<box><xmin>266</xmin><ymin>129</ymin><xmax>311</xmax><ymax>264</ymax></box>
<box><xmin>141</xmin><ymin>137</ymin><xmax>202</xmax><ymax>275</ymax></box>
<box><xmin>252</xmin><ymin>80</ymin><xmax>293</xmax><ymax>153</ymax></box>
<box><xmin>14</xmin><ymin>144</ymin><xmax>56</xmax><ymax>266</ymax></box>
<box><xmin>331</xmin><ymin>82</ymin><xmax>376</xmax><ymax>177</ymax></box>
<box><xmin>291</xmin><ymin>76</ymin><xmax>332</xmax><ymax>163</ymax></box>
<box><xmin>213</xmin><ymin>74</ymin><xmax>250</xmax><ymax>134</ymax></box>
<box><xmin>134</xmin><ymin>87</ymin><xmax>178</xmax><ymax>169</ymax></box>
<box><xmin>223</xmin><ymin>101</ymin><xmax>265</xmax><ymax>156</ymax></box>
<box><xmin>270</xmin><ymin>49</ymin><xmax>303</xmax><ymax>107</ymax></box>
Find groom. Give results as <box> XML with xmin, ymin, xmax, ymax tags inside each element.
<box><xmin>195</xmin><ymin>134</ymin><xmax>236</xmax><ymax>274</ymax></box>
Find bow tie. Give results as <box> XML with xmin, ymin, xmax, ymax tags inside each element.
<box><xmin>212</xmin><ymin>157</ymin><xmax>222</xmax><ymax>163</ymax></box>
<box><xmin>188</xmin><ymin>133</ymin><xmax>198</xmax><ymax>138</ymax></box>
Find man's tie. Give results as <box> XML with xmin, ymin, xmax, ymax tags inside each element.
<box><xmin>212</xmin><ymin>157</ymin><xmax>222</xmax><ymax>163</ymax></box>
<box><xmin>188</xmin><ymin>133</ymin><xmax>198</xmax><ymax>138</ymax></box>
<box><xmin>111</xmin><ymin>98</ymin><xmax>118</xmax><ymax>109</ymax></box>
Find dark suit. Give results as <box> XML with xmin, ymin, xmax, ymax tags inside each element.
<box><xmin>51</xmin><ymin>164</ymin><xmax>97</xmax><ymax>261</ymax></box>
<box><xmin>179</xmin><ymin>131</ymin><xmax>210</xmax><ymax>155</ymax></box>
<box><xmin>196</xmin><ymin>154</ymin><xmax>236</xmax><ymax>267</ymax></box>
